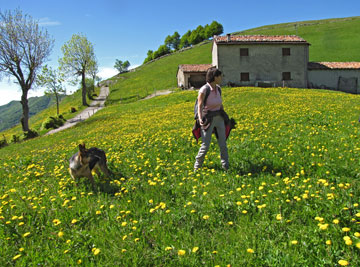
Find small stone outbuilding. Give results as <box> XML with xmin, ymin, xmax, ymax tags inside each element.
<box><xmin>177</xmin><ymin>64</ymin><xmax>213</xmax><ymax>89</ymax></box>
<box><xmin>308</xmin><ymin>62</ymin><xmax>360</xmax><ymax>94</ymax></box>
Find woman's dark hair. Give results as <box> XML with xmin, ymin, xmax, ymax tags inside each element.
<box><xmin>206</xmin><ymin>67</ymin><xmax>222</xmax><ymax>83</ymax></box>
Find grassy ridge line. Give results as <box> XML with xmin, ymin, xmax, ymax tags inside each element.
<box><xmin>236</xmin><ymin>16</ymin><xmax>360</xmax><ymax>62</ymax></box>
<box><xmin>0</xmin><ymin>87</ymin><xmax>359</xmax><ymax>265</ymax></box>
<box><xmin>107</xmin><ymin>42</ymin><xmax>211</xmax><ymax>104</ymax></box>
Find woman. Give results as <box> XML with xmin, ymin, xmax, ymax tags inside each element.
<box><xmin>194</xmin><ymin>67</ymin><xmax>229</xmax><ymax>171</ymax></box>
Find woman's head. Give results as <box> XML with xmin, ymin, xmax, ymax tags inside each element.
<box><xmin>206</xmin><ymin>67</ymin><xmax>222</xmax><ymax>83</ymax></box>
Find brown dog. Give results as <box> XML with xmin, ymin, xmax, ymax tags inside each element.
<box><xmin>69</xmin><ymin>144</ymin><xmax>112</xmax><ymax>188</ymax></box>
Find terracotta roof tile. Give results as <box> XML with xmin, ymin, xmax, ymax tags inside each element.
<box><xmin>215</xmin><ymin>35</ymin><xmax>309</xmax><ymax>44</ymax></box>
<box><xmin>178</xmin><ymin>64</ymin><xmax>213</xmax><ymax>72</ymax></box>
<box><xmin>308</xmin><ymin>62</ymin><xmax>360</xmax><ymax>70</ymax></box>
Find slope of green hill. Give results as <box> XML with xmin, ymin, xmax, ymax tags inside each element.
<box><xmin>107</xmin><ymin>42</ymin><xmax>212</xmax><ymax>104</ymax></box>
<box><xmin>0</xmin><ymin>88</ymin><xmax>97</xmax><ymax>140</ymax></box>
<box><xmin>107</xmin><ymin>16</ymin><xmax>360</xmax><ymax>106</ymax></box>
<box><xmin>0</xmin><ymin>95</ymin><xmax>66</xmax><ymax>132</ymax></box>
<box><xmin>235</xmin><ymin>16</ymin><xmax>360</xmax><ymax>62</ymax></box>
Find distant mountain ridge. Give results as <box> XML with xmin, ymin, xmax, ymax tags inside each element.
<box><xmin>0</xmin><ymin>95</ymin><xmax>66</xmax><ymax>132</ymax></box>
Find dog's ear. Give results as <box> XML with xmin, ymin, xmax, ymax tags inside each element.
<box><xmin>78</xmin><ymin>144</ymin><xmax>86</xmax><ymax>153</ymax></box>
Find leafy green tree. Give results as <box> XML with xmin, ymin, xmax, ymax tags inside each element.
<box><xmin>59</xmin><ymin>34</ymin><xmax>97</xmax><ymax>106</ymax></box>
<box><xmin>179</xmin><ymin>30</ymin><xmax>191</xmax><ymax>49</ymax></box>
<box><xmin>143</xmin><ymin>50</ymin><xmax>154</xmax><ymax>64</ymax></box>
<box><xmin>37</xmin><ymin>65</ymin><xmax>66</xmax><ymax>116</ymax></box>
<box><xmin>206</xmin><ymin>21</ymin><xmax>224</xmax><ymax>37</ymax></box>
<box><xmin>0</xmin><ymin>9</ymin><xmax>54</xmax><ymax>132</ymax></box>
<box><xmin>153</xmin><ymin>45</ymin><xmax>170</xmax><ymax>59</ymax></box>
<box><xmin>114</xmin><ymin>59</ymin><xmax>131</xmax><ymax>73</ymax></box>
<box><xmin>189</xmin><ymin>26</ymin><xmax>204</xmax><ymax>45</ymax></box>
<box><xmin>171</xmin><ymin>32</ymin><xmax>181</xmax><ymax>50</ymax></box>
<box><xmin>164</xmin><ymin>35</ymin><xmax>173</xmax><ymax>50</ymax></box>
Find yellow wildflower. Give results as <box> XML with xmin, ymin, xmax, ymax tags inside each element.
<box><xmin>178</xmin><ymin>250</ymin><xmax>186</xmax><ymax>256</ymax></box>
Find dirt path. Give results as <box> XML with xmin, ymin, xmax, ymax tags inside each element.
<box><xmin>45</xmin><ymin>86</ymin><xmax>109</xmax><ymax>135</ymax></box>
<box><xmin>45</xmin><ymin>87</ymin><xmax>173</xmax><ymax>135</ymax></box>
<box><xmin>142</xmin><ymin>89</ymin><xmax>173</xmax><ymax>100</ymax></box>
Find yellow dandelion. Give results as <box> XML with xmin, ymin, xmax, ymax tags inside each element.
<box><xmin>192</xmin><ymin>247</ymin><xmax>199</xmax><ymax>253</ymax></box>
<box><xmin>165</xmin><ymin>247</ymin><xmax>173</xmax><ymax>251</ymax></box>
<box><xmin>23</xmin><ymin>232</ymin><xmax>30</xmax><ymax>237</ymax></box>
<box><xmin>242</xmin><ymin>210</ymin><xmax>248</xmax><ymax>214</ymax></box>
<box><xmin>178</xmin><ymin>250</ymin><xmax>186</xmax><ymax>256</ymax></box>
<box><xmin>203</xmin><ymin>215</ymin><xmax>210</xmax><ymax>220</ymax></box>
<box><xmin>338</xmin><ymin>260</ymin><xmax>349</xmax><ymax>266</ymax></box>
<box><xmin>58</xmin><ymin>231</ymin><xmax>64</xmax><ymax>238</ymax></box>
<box><xmin>247</xmin><ymin>248</ymin><xmax>254</xmax><ymax>253</ymax></box>
<box><xmin>326</xmin><ymin>240</ymin><xmax>332</xmax><ymax>245</ymax></box>
<box><xmin>291</xmin><ymin>240</ymin><xmax>298</xmax><ymax>245</ymax></box>
<box><xmin>333</xmin><ymin>219</ymin><xmax>339</xmax><ymax>224</ymax></box>
<box><xmin>77</xmin><ymin>259</ymin><xmax>82</xmax><ymax>264</ymax></box>
<box><xmin>319</xmin><ymin>224</ymin><xmax>329</xmax><ymax>230</ymax></box>
<box><xmin>354</xmin><ymin>232</ymin><xmax>360</xmax><ymax>237</ymax></box>
<box><xmin>53</xmin><ymin>219</ymin><xmax>61</xmax><ymax>225</ymax></box>
<box><xmin>109</xmin><ymin>205</ymin><xmax>115</xmax><ymax>209</ymax></box>
<box><xmin>92</xmin><ymin>248</ymin><xmax>100</xmax><ymax>255</ymax></box>
<box><xmin>356</xmin><ymin>242</ymin><xmax>360</xmax><ymax>249</ymax></box>
<box><xmin>276</xmin><ymin>214</ymin><xmax>282</xmax><ymax>220</ymax></box>
<box><xmin>12</xmin><ymin>254</ymin><xmax>21</xmax><ymax>260</ymax></box>
<box><xmin>71</xmin><ymin>219</ymin><xmax>78</xmax><ymax>224</ymax></box>
<box><xmin>96</xmin><ymin>211</ymin><xmax>101</xmax><ymax>215</ymax></box>
<box><xmin>121</xmin><ymin>249</ymin><xmax>127</xmax><ymax>253</ymax></box>
<box><xmin>212</xmin><ymin>250</ymin><xmax>218</xmax><ymax>254</ymax></box>
<box><xmin>121</xmin><ymin>222</ymin><xmax>127</xmax><ymax>227</ymax></box>
<box><xmin>342</xmin><ymin>227</ymin><xmax>351</xmax><ymax>232</ymax></box>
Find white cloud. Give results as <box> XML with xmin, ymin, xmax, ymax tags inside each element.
<box><xmin>0</xmin><ymin>80</ymin><xmax>45</xmax><ymax>106</ymax></box>
<box><xmin>98</xmin><ymin>67</ymin><xmax>118</xmax><ymax>80</ymax></box>
<box><xmin>38</xmin><ymin>17</ymin><xmax>61</xmax><ymax>26</ymax></box>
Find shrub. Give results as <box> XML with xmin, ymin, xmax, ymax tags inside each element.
<box><xmin>11</xmin><ymin>135</ymin><xmax>20</xmax><ymax>143</ymax></box>
<box><xmin>23</xmin><ymin>129</ymin><xmax>38</xmax><ymax>140</ymax></box>
<box><xmin>41</xmin><ymin>116</ymin><xmax>67</xmax><ymax>130</ymax></box>
<box><xmin>0</xmin><ymin>135</ymin><xmax>8</xmax><ymax>149</ymax></box>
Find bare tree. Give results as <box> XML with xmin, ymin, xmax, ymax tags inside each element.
<box><xmin>0</xmin><ymin>9</ymin><xmax>54</xmax><ymax>132</ymax></box>
<box><xmin>59</xmin><ymin>34</ymin><xmax>97</xmax><ymax>106</ymax></box>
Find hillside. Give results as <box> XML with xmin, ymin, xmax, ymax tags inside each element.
<box><xmin>107</xmin><ymin>16</ymin><xmax>360</xmax><ymax>105</ymax></box>
<box><xmin>0</xmin><ymin>87</ymin><xmax>359</xmax><ymax>265</ymax></box>
<box><xmin>0</xmin><ymin>95</ymin><xmax>66</xmax><ymax>132</ymax></box>
<box><xmin>235</xmin><ymin>16</ymin><xmax>360</xmax><ymax>62</ymax></box>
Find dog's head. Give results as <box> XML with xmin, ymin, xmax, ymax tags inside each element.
<box><xmin>78</xmin><ymin>143</ymin><xmax>91</xmax><ymax>165</ymax></box>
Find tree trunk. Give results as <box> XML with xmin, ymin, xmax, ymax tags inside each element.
<box><xmin>81</xmin><ymin>71</ymin><xmax>88</xmax><ymax>106</ymax></box>
<box><xmin>55</xmin><ymin>93</ymin><xmax>59</xmax><ymax>115</ymax></box>
<box><xmin>20</xmin><ymin>89</ymin><xmax>30</xmax><ymax>132</ymax></box>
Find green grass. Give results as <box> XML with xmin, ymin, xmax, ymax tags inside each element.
<box><xmin>107</xmin><ymin>42</ymin><xmax>211</xmax><ymax>104</ymax></box>
<box><xmin>1</xmin><ymin>87</ymin><xmax>99</xmax><ymax>141</ymax></box>
<box><xmin>235</xmin><ymin>16</ymin><xmax>360</xmax><ymax>62</ymax></box>
<box><xmin>0</xmin><ymin>87</ymin><xmax>359</xmax><ymax>266</ymax></box>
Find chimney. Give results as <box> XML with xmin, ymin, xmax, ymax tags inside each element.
<box><xmin>226</xmin><ymin>33</ymin><xmax>231</xmax><ymax>42</ymax></box>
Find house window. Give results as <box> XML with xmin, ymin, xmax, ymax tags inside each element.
<box><xmin>240</xmin><ymin>48</ymin><xmax>249</xmax><ymax>56</ymax></box>
<box><xmin>282</xmin><ymin>72</ymin><xmax>291</xmax><ymax>80</ymax></box>
<box><xmin>241</xmin><ymin>72</ymin><xmax>250</xmax><ymax>81</ymax></box>
<box><xmin>282</xmin><ymin>48</ymin><xmax>291</xmax><ymax>56</ymax></box>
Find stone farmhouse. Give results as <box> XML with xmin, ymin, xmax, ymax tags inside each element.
<box><xmin>177</xmin><ymin>34</ymin><xmax>360</xmax><ymax>94</ymax></box>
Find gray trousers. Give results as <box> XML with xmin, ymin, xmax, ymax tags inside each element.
<box><xmin>194</xmin><ymin>115</ymin><xmax>229</xmax><ymax>169</ymax></box>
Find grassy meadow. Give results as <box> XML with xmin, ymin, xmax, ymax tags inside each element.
<box><xmin>236</xmin><ymin>16</ymin><xmax>360</xmax><ymax>62</ymax></box>
<box><xmin>0</xmin><ymin>87</ymin><xmax>360</xmax><ymax>266</ymax></box>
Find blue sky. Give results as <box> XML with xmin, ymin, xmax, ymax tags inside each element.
<box><xmin>0</xmin><ymin>0</ymin><xmax>359</xmax><ymax>105</ymax></box>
